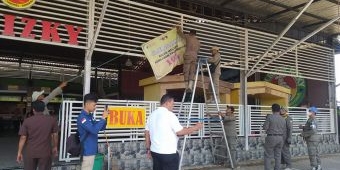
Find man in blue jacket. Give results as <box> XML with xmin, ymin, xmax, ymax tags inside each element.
<box><xmin>77</xmin><ymin>93</ymin><xmax>108</xmax><ymax>170</ymax></box>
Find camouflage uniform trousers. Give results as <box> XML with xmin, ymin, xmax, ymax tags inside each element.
<box><xmin>306</xmin><ymin>140</ymin><xmax>321</xmax><ymax>167</ymax></box>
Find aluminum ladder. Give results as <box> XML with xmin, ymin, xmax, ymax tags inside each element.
<box><xmin>178</xmin><ymin>57</ymin><xmax>234</xmax><ymax>169</ymax></box>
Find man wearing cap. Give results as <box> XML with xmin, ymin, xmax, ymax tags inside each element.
<box><xmin>31</xmin><ymin>82</ymin><xmax>67</xmax><ymax>115</ymax></box>
<box><xmin>280</xmin><ymin>107</ymin><xmax>293</xmax><ymax>170</ymax></box>
<box><xmin>300</xmin><ymin>107</ymin><xmax>322</xmax><ymax>170</ymax></box>
<box><xmin>263</xmin><ymin>103</ymin><xmax>286</xmax><ymax>170</ymax></box>
<box><xmin>177</xmin><ymin>26</ymin><xmax>200</xmax><ymax>94</ymax></box>
<box><xmin>207</xmin><ymin>46</ymin><xmax>221</xmax><ymax>103</ymax></box>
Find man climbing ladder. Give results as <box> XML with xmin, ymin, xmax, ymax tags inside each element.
<box><xmin>178</xmin><ymin>57</ymin><xmax>234</xmax><ymax>170</ymax></box>
<box><xmin>176</xmin><ymin>26</ymin><xmax>201</xmax><ymax>99</ymax></box>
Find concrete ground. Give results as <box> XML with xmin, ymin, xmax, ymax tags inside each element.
<box><xmin>188</xmin><ymin>154</ymin><xmax>340</xmax><ymax>170</ymax></box>
<box><xmin>1</xmin><ymin>133</ymin><xmax>340</xmax><ymax>170</ymax></box>
<box><xmin>0</xmin><ymin>131</ymin><xmax>20</xmax><ymax>169</ymax></box>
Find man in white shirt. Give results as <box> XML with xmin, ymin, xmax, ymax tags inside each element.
<box><xmin>145</xmin><ymin>94</ymin><xmax>203</xmax><ymax>170</ymax></box>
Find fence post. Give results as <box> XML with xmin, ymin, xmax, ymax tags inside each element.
<box><xmin>59</xmin><ymin>101</ymin><xmax>66</xmax><ymax>161</ymax></box>
<box><xmin>245</xmin><ymin>105</ymin><xmax>250</xmax><ymax>151</ymax></box>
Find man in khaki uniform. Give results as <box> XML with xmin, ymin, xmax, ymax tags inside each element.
<box><xmin>177</xmin><ymin>27</ymin><xmax>200</xmax><ymax>92</ymax></box>
<box><xmin>207</xmin><ymin>46</ymin><xmax>221</xmax><ymax>103</ymax></box>
<box><xmin>219</xmin><ymin>106</ymin><xmax>238</xmax><ymax>168</ymax></box>
<box><xmin>207</xmin><ymin>106</ymin><xmax>238</xmax><ymax>168</ymax></box>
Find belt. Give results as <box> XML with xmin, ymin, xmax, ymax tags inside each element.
<box><xmin>267</xmin><ymin>134</ymin><xmax>283</xmax><ymax>136</ymax></box>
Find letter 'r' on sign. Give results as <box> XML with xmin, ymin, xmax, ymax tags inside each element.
<box><xmin>107</xmin><ymin>106</ymin><xmax>146</xmax><ymax>128</ymax></box>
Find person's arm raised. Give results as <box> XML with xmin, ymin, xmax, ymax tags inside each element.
<box><xmin>176</xmin><ymin>25</ymin><xmax>186</xmax><ymax>38</ymax></box>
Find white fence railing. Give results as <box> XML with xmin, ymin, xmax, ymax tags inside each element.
<box><xmin>59</xmin><ymin>99</ymin><xmax>335</xmax><ymax>161</ymax></box>
<box><xmin>247</xmin><ymin>105</ymin><xmax>335</xmax><ymax>136</ymax></box>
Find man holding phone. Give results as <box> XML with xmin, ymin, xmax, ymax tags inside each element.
<box><xmin>77</xmin><ymin>94</ymin><xmax>108</xmax><ymax>170</ymax></box>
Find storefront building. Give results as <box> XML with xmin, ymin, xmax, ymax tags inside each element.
<box><xmin>0</xmin><ymin>0</ymin><xmax>338</xmax><ymax>169</ymax></box>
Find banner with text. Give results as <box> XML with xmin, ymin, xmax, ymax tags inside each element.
<box><xmin>141</xmin><ymin>28</ymin><xmax>186</xmax><ymax>79</ymax></box>
<box><xmin>107</xmin><ymin>106</ymin><xmax>146</xmax><ymax>128</ymax></box>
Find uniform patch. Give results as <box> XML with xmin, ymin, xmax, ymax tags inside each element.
<box><xmin>81</xmin><ymin>118</ymin><xmax>87</xmax><ymax>124</ymax></box>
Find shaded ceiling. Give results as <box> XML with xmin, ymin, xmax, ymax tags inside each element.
<box><xmin>206</xmin><ymin>0</ymin><xmax>340</xmax><ymax>35</ymax></box>
<box><xmin>143</xmin><ymin>0</ymin><xmax>340</xmax><ymax>44</ymax></box>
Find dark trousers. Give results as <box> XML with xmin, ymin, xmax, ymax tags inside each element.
<box><xmin>151</xmin><ymin>151</ymin><xmax>179</xmax><ymax>170</ymax></box>
<box><xmin>264</xmin><ymin>136</ymin><xmax>283</xmax><ymax>170</ymax></box>
<box><xmin>24</xmin><ymin>156</ymin><xmax>52</xmax><ymax>170</ymax></box>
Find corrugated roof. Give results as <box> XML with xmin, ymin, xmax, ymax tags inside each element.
<box><xmin>195</xmin><ymin>0</ymin><xmax>340</xmax><ymax>35</ymax></box>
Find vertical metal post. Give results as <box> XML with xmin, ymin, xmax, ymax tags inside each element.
<box><xmin>240</xmin><ymin>71</ymin><xmax>249</xmax><ymax>150</ymax></box>
<box><xmin>83</xmin><ymin>60</ymin><xmax>92</xmax><ymax>95</ymax></box>
<box><xmin>66</xmin><ymin>102</ymin><xmax>71</xmax><ymax>162</ymax></box>
<box><xmin>244</xmin><ymin>29</ymin><xmax>249</xmax><ymax>71</ymax></box>
<box><xmin>107</xmin><ymin>146</ymin><xmax>111</xmax><ymax>170</ymax></box>
<box><xmin>59</xmin><ymin>101</ymin><xmax>66</xmax><ymax>161</ymax></box>
<box><xmin>84</xmin><ymin>0</ymin><xmax>95</xmax><ymax>95</ymax></box>
<box><xmin>243</xmin><ymin>29</ymin><xmax>249</xmax><ymax>150</ymax></box>
<box><xmin>84</xmin><ymin>0</ymin><xmax>110</xmax><ymax>95</ymax></box>
<box><xmin>329</xmin><ymin>82</ymin><xmax>337</xmax><ymax>139</ymax></box>
<box><xmin>331</xmin><ymin>51</ymin><xmax>339</xmax><ymax>143</ymax></box>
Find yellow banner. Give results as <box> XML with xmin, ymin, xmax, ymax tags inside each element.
<box><xmin>141</xmin><ymin>28</ymin><xmax>186</xmax><ymax>80</ymax></box>
<box><xmin>107</xmin><ymin>106</ymin><xmax>146</xmax><ymax>128</ymax></box>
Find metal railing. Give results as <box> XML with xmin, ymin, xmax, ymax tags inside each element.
<box><xmin>59</xmin><ymin>99</ymin><xmax>335</xmax><ymax>161</ymax></box>
<box><xmin>247</xmin><ymin>105</ymin><xmax>335</xmax><ymax>136</ymax></box>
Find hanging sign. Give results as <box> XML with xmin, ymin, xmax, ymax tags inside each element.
<box><xmin>141</xmin><ymin>28</ymin><xmax>186</xmax><ymax>80</ymax></box>
<box><xmin>107</xmin><ymin>106</ymin><xmax>146</xmax><ymax>128</ymax></box>
<box><xmin>2</xmin><ymin>0</ymin><xmax>36</xmax><ymax>10</ymax></box>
